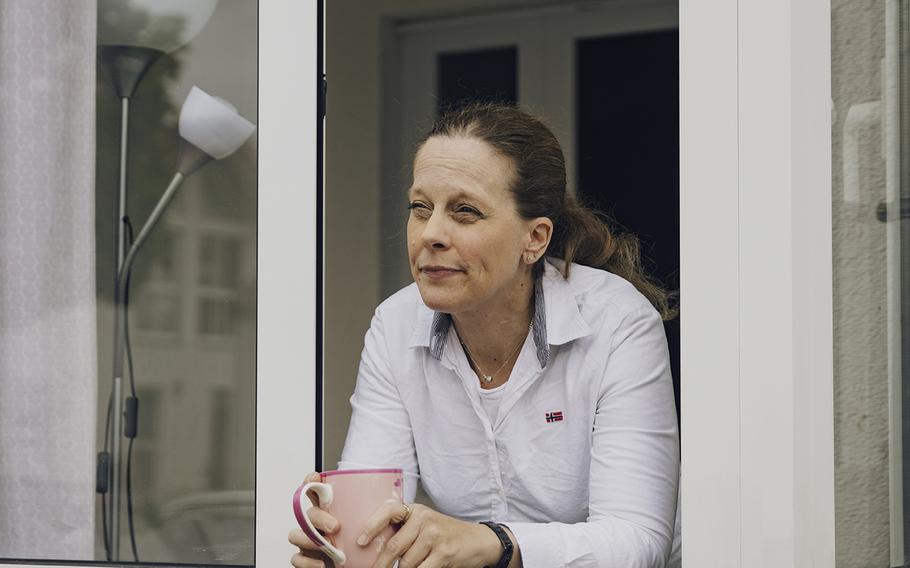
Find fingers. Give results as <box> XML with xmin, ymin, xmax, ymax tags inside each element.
<box><xmin>303</xmin><ymin>472</ymin><xmax>324</xmax><ymax>507</ymax></box>
<box><xmin>290</xmin><ymin>528</ymin><xmax>321</xmax><ymax>551</ymax></box>
<box><xmin>289</xmin><ymin>528</ymin><xmax>311</xmax><ymax>549</ymax></box>
<box><xmin>370</xmin><ymin>509</ymin><xmax>422</xmax><ymax>568</ymax></box>
<box><xmin>396</xmin><ymin>530</ymin><xmax>432</xmax><ymax>568</ymax></box>
<box><xmin>288</xmin><ymin>517</ymin><xmax>339</xmax><ymax>552</ymax></box>
<box><xmin>412</xmin><ymin>552</ymin><xmax>444</xmax><ymax>568</ymax></box>
<box><xmin>359</xmin><ymin>500</ymin><xmax>412</xmax><ymax>546</ymax></box>
<box><xmin>291</xmin><ymin>550</ymin><xmax>333</xmax><ymax>568</ymax></box>
<box><xmin>291</xmin><ymin>476</ymin><xmax>330</xmax><ymax>568</ymax></box>
<box><xmin>403</xmin><ymin>552</ymin><xmax>444</xmax><ymax>568</ymax></box>
<box><xmin>307</xmin><ymin>507</ymin><xmax>341</xmax><ymax>535</ymax></box>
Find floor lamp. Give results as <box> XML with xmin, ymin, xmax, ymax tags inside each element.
<box><xmin>97</xmin><ymin>1</ymin><xmax>221</xmax><ymax>561</ymax></box>
<box><xmin>112</xmin><ymin>85</ymin><xmax>254</xmax><ymax>562</ymax></box>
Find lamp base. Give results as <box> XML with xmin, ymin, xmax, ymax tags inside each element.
<box><xmin>100</xmin><ymin>45</ymin><xmax>164</xmax><ymax>99</ymax></box>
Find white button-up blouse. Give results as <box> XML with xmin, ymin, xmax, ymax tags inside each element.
<box><xmin>339</xmin><ymin>258</ymin><xmax>680</xmax><ymax>567</ymax></box>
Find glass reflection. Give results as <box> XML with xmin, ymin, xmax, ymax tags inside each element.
<box><xmin>94</xmin><ymin>0</ymin><xmax>257</xmax><ymax>564</ymax></box>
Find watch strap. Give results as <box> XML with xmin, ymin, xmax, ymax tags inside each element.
<box><xmin>480</xmin><ymin>521</ymin><xmax>513</xmax><ymax>568</ymax></box>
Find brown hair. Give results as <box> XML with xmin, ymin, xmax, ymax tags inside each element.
<box><xmin>416</xmin><ymin>102</ymin><xmax>678</xmax><ymax>320</ymax></box>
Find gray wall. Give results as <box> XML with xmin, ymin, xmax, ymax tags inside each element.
<box><xmin>831</xmin><ymin>1</ymin><xmax>891</xmax><ymax>565</ymax></box>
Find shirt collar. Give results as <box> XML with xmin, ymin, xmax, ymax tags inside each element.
<box><xmin>407</xmin><ymin>258</ymin><xmax>593</xmax><ymax>368</ymax></box>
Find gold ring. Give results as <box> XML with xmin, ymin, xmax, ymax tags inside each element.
<box><xmin>401</xmin><ymin>502</ymin><xmax>412</xmax><ymax>522</ymax></box>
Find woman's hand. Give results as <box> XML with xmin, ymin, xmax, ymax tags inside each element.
<box><xmin>359</xmin><ymin>502</ymin><xmax>504</xmax><ymax>568</ymax></box>
<box><xmin>288</xmin><ymin>472</ymin><xmax>339</xmax><ymax>568</ymax></box>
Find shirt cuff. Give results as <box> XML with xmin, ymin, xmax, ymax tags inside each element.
<box><xmin>504</xmin><ymin>522</ymin><xmax>563</xmax><ymax>568</ymax></box>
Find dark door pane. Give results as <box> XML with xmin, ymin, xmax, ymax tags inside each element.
<box><xmin>437</xmin><ymin>47</ymin><xmax>518</xmax><ymax>114</ymax></box>
<box><xmin>576</xmin><ymin>29</ymin><xmax>680</xmax><ymax>422</ymax></box>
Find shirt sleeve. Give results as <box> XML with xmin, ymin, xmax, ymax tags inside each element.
<box><xmin>507</xmin><ymin>305</ymin><xmax>680</xmax><ymax>568</ymax></box>
<box><xmin>338</xmin><ymin>307</ymin><xmax>420</xmax><ymax>503</ymax></box>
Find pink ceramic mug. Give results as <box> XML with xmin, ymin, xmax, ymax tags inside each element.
<box><xmin>293</xmin><ymin>468</ymin><xmax>404</xmax><ymax>567</ymax></box>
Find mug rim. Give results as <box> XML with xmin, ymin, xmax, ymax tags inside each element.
<box><xmin>321</xmin><ymin>468</ymin><xmax>403</xmax><ymax>477</ymax></box>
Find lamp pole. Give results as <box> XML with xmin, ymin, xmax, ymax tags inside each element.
<box><xmin>100</xmin><ymin>45</ymin><xmax>163</xmax><ymax>561</ymax></box>
<box><xmin>97</xmin><ymin>4</ymin><xmax>222</xmax><ymax>559</ymax></box>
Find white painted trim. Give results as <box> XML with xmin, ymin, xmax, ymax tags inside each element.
<box><xmin>681</xmin><ymin>0</ymin><xmax>834</xmax><ymax>565</ymax></box>
<box><xmin>738</xmin><ymin>0</ymin><xmax>797</xmax><ymax>563</ymax></box>
<box><xmin>679</xmin><ymin>0</ymin><xmax>742</xmax><ymax>563</ymax></box>
<box><xmin>790</xmin><ymin>0</ymin><xmax>835</xmax><ymax>563</ymax></box>
<box><xmin>257</xmin><ymin>4</ymin><xmax>318</xmax><ymax>568</ymax></box>
<box><xmin>395</xmin><ymin>0</ymin><xmax>672</xmax><ymax>34</ymax></box>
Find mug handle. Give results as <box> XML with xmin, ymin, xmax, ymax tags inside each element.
<box><xmin>292</xmin><ymin>482</ymin><xmax>347</xmax><ymax>566</ymax></box>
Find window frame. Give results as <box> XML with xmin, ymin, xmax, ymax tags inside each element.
<box><xmin>680</xmin><ymin>0</ymin><xmax>835</xmax><ymax>565</ymax></box>
<box><xmin>255</xmin><ymin>2</ymin><xmax>321</xmax><ymax>568</ymax></box>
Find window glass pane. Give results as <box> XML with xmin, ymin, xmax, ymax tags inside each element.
<box><xmin>437</xmin><ymin>46</ymin><xmax>518</xmax><ymax>114</ymax></box>
<box><xmin>832</xmin><ymin>1</ymin><xmax>907</xmax><ymax>564</ymax></box>
<box><xmin>198</xmin><ymin>297</ymin><xmax>241</xmax><ymax>336</ymax></box>
<box><xmin>200</xmin><ymin>235</ymin><xmax>242</xmax><ymax>288</ymax></box>
<box><xmin>0</xmin><ymin>0</ymin><xmax>258</xmax><ymax>564</ymax></box>
<box><xmin>133</xmin><ymin>228</ymin><xmax>180</xmax><ymax>334</ymax></box>
<box><xmin>576</xmin><ymin>30</ymin><xmax>680</xmax><ymax>419</ymax></box>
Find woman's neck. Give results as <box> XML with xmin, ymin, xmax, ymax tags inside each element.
<box><xmin>451</xmin><ymin>271</ymin><xmax>535</xmax><ymax>369</ymax></box>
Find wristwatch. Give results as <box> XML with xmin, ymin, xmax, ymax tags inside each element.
<box><xmin>480</xmin><ymin>521</ymin><xmax>514</xmax><ymax>568</ymax></box>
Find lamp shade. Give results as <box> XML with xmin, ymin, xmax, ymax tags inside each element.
<box><xmin>98</xmin><ymin>0</ymin><xmax>219</xmax><ymax>54</ymax></box>
<box><xmin>179</xmin><ymin>86</ymin><xmax>256</xmax><ymax>160</ymax></box>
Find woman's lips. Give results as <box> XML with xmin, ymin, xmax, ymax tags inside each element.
<box><xmin>421</xmin><ymin>267</ymin><xmax>463</xmax><ymax>280</ymax></box>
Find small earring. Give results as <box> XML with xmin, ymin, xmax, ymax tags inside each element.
<box><xmin>526</xmin><ymin>254</ymin><xmax>534</xmax><ymax>263</ymax></box>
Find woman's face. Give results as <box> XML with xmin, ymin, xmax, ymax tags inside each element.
<box><xmin>407</xmin><ymin>135</ymin><xmax>538</xmax><ymax>315</ymax></box>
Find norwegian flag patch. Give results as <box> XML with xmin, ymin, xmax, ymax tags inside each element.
<box><xmin>545</xmin><ymin>411</ymin><xmax>564</xmax><ymax>423</ymax></box>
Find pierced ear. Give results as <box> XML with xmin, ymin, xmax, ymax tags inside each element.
<box><xmin>528</xmin><ymin>217</ymin><xmax>554</xmax><ymax>257</ymax></box>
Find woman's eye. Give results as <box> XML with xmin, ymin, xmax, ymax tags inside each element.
<box><xmin>453</xmin><ymin>206</ymin><xmax>483</xmax><ymax>222</ymax></box>
<box><xmin>407</xmin><ymin>202</ymin><xmax>431</xmax><ymax>218</ymax></box>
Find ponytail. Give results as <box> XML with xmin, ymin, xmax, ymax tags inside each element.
<box><xmin>543</xmin><ymin>193</ymin><xmax>678</xmax><ymax>321</ymax></box>
<box><xmin>419</xmin><ymin>101</ymin><xmax>678</xmax><ymax>321</ymax></box>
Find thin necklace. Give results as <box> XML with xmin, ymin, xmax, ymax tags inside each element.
<box><xmin>459</xmin><ymin>322</ymin><xmax>532</xmax><ymax>383</ymax></box>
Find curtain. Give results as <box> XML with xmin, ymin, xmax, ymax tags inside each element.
<box><xmin>0</xmin><ymin>0</ymin><xmax>97</xmax><ymax>559</ymax></box>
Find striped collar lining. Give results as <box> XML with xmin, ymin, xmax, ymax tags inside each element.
<box><xmin>429</xmin><ymin>273</ymin><xmax>550</xmax><ymax>368</ymax></box>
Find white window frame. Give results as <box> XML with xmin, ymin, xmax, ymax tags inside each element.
<box><xmin>256</xmin><ymin>1</ymin><xmax>320</xmax><ymax>567</ymax></box>
<box><xmin>0</xmin><ymin>1</ymin><xmax>318</xmax><ymax>568</ymax></box>
<box><xmin>681</xmin><ymin>0</ymin><xmax>835</xmax><ymax>565</ymax></box>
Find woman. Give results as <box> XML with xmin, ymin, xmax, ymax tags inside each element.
<box><xmin>290</xmin><ymin>103</ymin><xmax>680</xmax><ymax>567</ymax></box>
